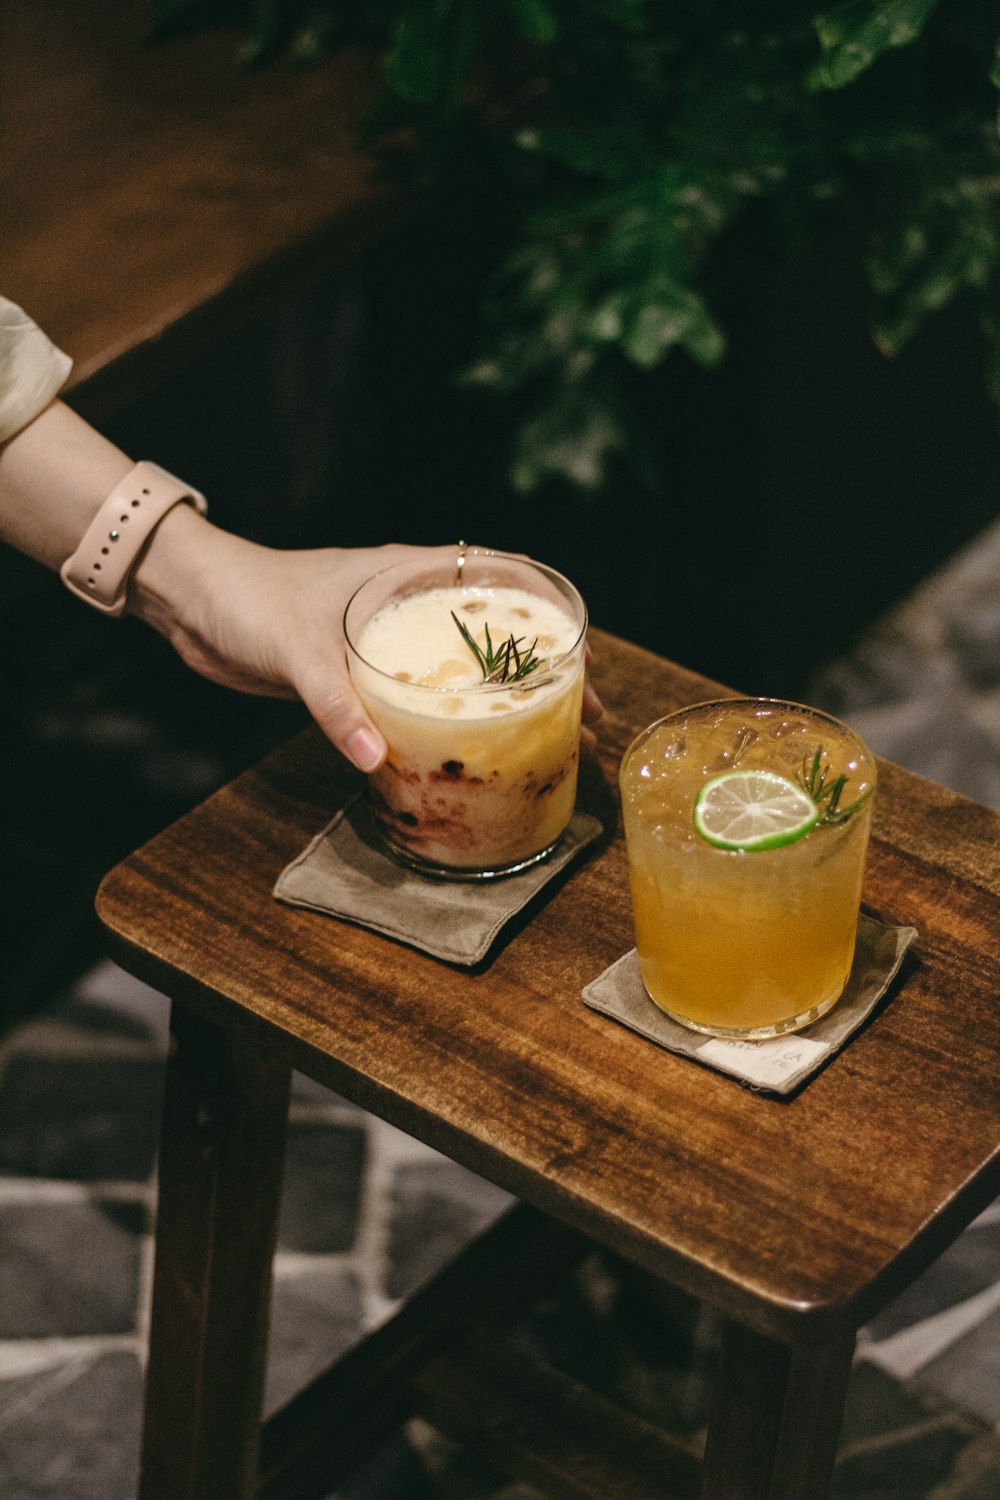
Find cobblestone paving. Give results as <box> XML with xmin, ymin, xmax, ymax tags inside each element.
<box><xmin>807</xmin><ymin>516</ymin><xmax>1000</xmax><ymax>812</ymax></box>
<box><xmin>2</xmin><ymin>520</ymin><xmax>999</xmax><ymax>1498</ymax></box>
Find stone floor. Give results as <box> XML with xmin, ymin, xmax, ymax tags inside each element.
<box><xmin>1</xmin><ymin>518</ymin><xmax>999</xmax><ymax>1498</ymax></box>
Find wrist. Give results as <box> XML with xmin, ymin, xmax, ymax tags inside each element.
<box><xmin>129</xmin><ymin>499</ymin><xmax>216</xmax><ymax>632</ymax></box>
<box><xmin>60</xmin><ymin>461</ymin><xmax>207</xmax><ymax>616</ymax></box>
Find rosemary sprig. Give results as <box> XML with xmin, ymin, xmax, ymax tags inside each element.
<box><xmin>796</xmin><ymin>746</ymin><xmax>870</xmax><ymax>825</ymax></box>
<box><xmin>451</xmin><ymin>611</ymin><xmax>543</xmax><ymax>684</ymax></box>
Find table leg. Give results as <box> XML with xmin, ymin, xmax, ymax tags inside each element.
<box><xmin>699</xmin><ymin>1319</ymin><xmax>855</xmax><ymax>1500</ymax></box>
<box><xmin>139</xmin><ymin>1004</ymin><xmax>291</xmax><ymax>1500</ymax></box>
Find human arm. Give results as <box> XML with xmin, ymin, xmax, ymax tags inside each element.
<box><xmin>0</xmin><ymin>398</ymin><xmax>446</xmax><ymax>769</ymax></box>
<box><xmin>0</xmin><ymin>399</ymin><xmax>602</xmax><ymax>768</ymax></box>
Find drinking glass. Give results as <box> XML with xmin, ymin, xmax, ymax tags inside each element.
<box><xmin>619</xmin><ymin>697</ymin><xmax>876</xmax><ymax>1038</ymax></box>
<box><xmin>345</xmin><ymin>546</ymin><xmax>588</xmax><ymax>879</ymax></box>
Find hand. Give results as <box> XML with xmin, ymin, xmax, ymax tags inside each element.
<box><xmin>581</xmin><ymin>643</ymin><xmax>603</xmax><ymax>757</ymax></box>
<box><xmin>0</xmin><ymin>400</ymin><xmax>602</xmax><ymax>768</ymax></box>
<box><xmin>133</xmin><ymin>513</ymin><xmax>603</xmax><ymax>770</ymax></box>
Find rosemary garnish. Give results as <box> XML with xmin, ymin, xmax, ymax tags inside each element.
<box><xmin>451</xmin><ymin>611</ymin><xmax>543</xmax><ymax>684</ymax></box>
<box><xmin>796</xmin><ymin>746</ymin><xmax>870</xmax><ymax>826</ymax></box>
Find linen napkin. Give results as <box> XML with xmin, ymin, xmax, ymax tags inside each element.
<box><xmin>274</xmin><ymin>793</ymin><xmax>602</xmax><ymax>965</ymax></box>
<box><xmin>582</xmin><ymin>913</ymin><xmax>917</xmax><ymax>1095</ymax></box>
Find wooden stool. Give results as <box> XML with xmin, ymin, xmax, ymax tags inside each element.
<box><xmin>96</xmin><ymin>630</ymin><xmax>1000</xmax><ymax>1499</ymax></box>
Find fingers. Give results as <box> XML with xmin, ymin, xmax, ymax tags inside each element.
<box><xmin>295</xmin><ymin>672</ymin><xmax>388</xmax><ymax>772</ymax></box>
<box><xmin>582</xmin><ymin>639</ymin><xmax>604</xmax><ymax>724</ymax></box>
<box><xmin>323</xmin><ymin>712</ymin><xmax>387</xmax><ymax>773</ymax></box>
<box><xmin>343</xmin><ymin>725</ymin><xmax>387</xmax><ymax>773</ymax></box>
<box><xmin>284</xmin><ymin>543</ymin><xmax>604</xmax><ymax>775</ymax></box>
<box><xmin>583</xmin><ymin>680</ymin><xmax>603</xmax><ymax>724</ymax></box>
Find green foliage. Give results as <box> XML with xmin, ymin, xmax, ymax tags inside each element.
<box><xmin>145</xmin><ymin>0</ymin><xmax>349</xmax><ymax>65</ymax></box>
<box><xmin>809</xmin><ymin>0</ymin><xmax>945</xmax><ymax>89</ymax></box>
<box><xmin>148</xmin><ymin>0</ymin><xmax>1000</xmax><ymax>494</ymax></box>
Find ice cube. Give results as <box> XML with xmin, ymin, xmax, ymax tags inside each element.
<box><xmin>419</xmin><ymin>659</ymin><xmax>472</xmax><ymax>688</ymax></box>
<box><xmin>658</xmin><ymin>735</ymin><xmax>686</xmax><ymax>764</ymax></box>
<box><xmin>708</xmin><ymin>725</ymin><xmax>758</xmax><ymax>771</ymax></box>
<box><xmin>769</xmin><ymin>716</ymin><xmax>808</xmax><ymax>741</ymax></box>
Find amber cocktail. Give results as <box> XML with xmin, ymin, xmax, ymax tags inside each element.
<box><xmin>620</xmin><ymin>698</ymin><xmax>876</xmax><ymax>1039</ymax></box>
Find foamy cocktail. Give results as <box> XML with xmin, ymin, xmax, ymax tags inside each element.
<box><xmin>345</xmin><ymin>547</ymin><xmax>588</xmax><ymax>878</ymax></box>
<box><xmin>620</xmin><ymin>698</ymin><xmax>876</xmax><ymax>1039</ymax></box>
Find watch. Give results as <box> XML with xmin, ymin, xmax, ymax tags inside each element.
<box><xmin>60</xmin><ymin>461</ymin><xmax>208</xmax><ymax>616</ymax></box>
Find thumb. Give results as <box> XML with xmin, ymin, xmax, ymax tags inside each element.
<box><xmin>341</xmin><ymin>722</ymin><xmax>387</xmax><ymax>773</ymax></box>
<box><xmin>297</xmin><ymin>674</ymin><xmax>387</xmax><ymax>772</ymax></box>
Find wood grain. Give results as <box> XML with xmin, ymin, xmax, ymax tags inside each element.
<box><xmin>1</xmin><ymin>0</ymin><xmax>409</xmax><ymax>414</ymax></box>
<box><xmin>96</xmin><ymin>628</ymin><xmax>1000</xmax><ymax>1345</ymax></box>
<box><xmin>139</xmin><ymin>1008</ymin><xmax>291</xmax><ymax>1498</ymax></box>
<box><xmin>411</xmin><ymin>1338</ymin><xmax>701</xmax><ymax>1500</ymax></box>
<box><xmin>259</xmin><ymin>1204</ymin><xmax>594</xmax><ymax>1498</ymax></box>
<box><xmin>700</xmin><ymin>1321</ymin><xmax>854</xmax><ymax>1500</ymax></box>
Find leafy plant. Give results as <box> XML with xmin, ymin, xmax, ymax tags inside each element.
<box><xmin>148</xmin><ymin>0</ymin><xmax>1000</xmax><ymax>493</ymax></box>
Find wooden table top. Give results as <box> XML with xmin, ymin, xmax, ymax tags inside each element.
<box><xmin>96</xmin><ymin>629</ymin><xmax>1000</xmax><ymax>1345</ymax></box>
<box><xmin>1</xmin><ymin>0</ymin><xmax>407</xmax><ymax>415</ymax></box>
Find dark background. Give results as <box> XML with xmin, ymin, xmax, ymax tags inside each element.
<box><xmin>5</xmin><ymin>209</ymin><xmax>999</xmax><ymax>1014</ymax></box>
<box><xmin>85</xmin><ymin>211</ymin><xmax>1000</xmax><ymax>693</ymax></box>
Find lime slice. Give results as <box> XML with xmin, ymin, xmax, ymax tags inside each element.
<box><xmin>693</xmin><ymin>770</ymin><xmax>819</xmax><ymax>851</ymax></box>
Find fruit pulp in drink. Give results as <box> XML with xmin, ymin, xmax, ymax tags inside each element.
<box><xmin>619</xmin><ymin>699</ymin><xmax>876</xmax><ymax>1038</ymax></box>
<box><xmin>349</xmin><ymin>582</ymin><xmax>585</xmax><ymax>875</ymax></box>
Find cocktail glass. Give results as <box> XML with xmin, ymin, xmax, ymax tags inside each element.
<box><xmin>619</xmin><ymin>697</ymin><xmax>876</xmax><ymax>1039</ymax></box>
<box><xmin>345</xmin><ymin>546</ymin><xmax>588</xmax><ymax>879</ymax></box>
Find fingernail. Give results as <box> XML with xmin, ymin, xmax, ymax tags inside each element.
<box><xmin>345</xmin><ymin>726</ymin><xmax>384</xmax><ymax>772</ymax></box>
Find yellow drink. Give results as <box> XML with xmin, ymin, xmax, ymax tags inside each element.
<box><xmin>619</xmin><ymin>699</ymin><xmax>876</xmax><ymax>1038</ymax></box>
<box><xmin>345</xmin><ymin>548</ymin><xmax>587</xmax><ymax>879</ymax></box>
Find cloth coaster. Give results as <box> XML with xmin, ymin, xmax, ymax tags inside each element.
<box><xmin>582</xmin><ymin>913</ymin><xmax>917</xmax><ymax>1095</ymax></box>
<box><xmin>274</xmin><ymin>794</ymin><xmax>603</xmax><ymax>966</ymax></box>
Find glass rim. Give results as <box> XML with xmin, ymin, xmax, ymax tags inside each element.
<box><xmin>621</xmin><ymin>695</ymin><xmax>876</xmax><ymax>770</ymax></box>
<box><xmin>343</xmin><ymin>544</ymin><xmax>588</xmax><ymax>696</ymax></box>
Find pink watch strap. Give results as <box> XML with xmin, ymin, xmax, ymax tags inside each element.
<box><xmin>59</xmin><ymin>461</ymin><xmax>207</xmax><ymax>616</ymax></box>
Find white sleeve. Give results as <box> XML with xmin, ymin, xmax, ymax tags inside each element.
<box><xmin>0</xmin><ymin>296</ymin><xmax>73</xmax><ymax>444</ymax></box>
